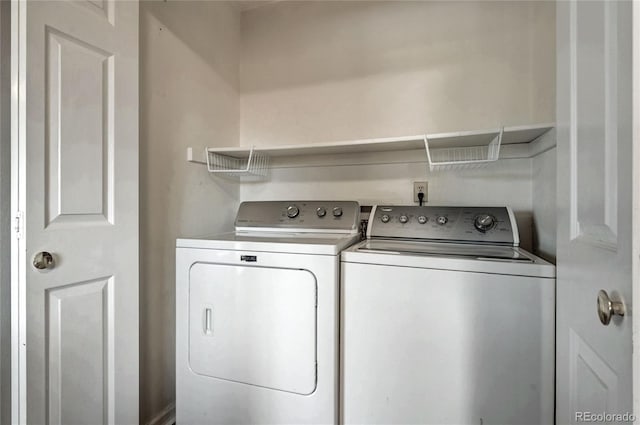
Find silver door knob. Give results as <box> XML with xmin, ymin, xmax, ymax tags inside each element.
<box><xmin>33</xmin><ymin>251</ymin><xmax>55</xmax><ymax>270</ymax></box>
<box><xmin>597</xmin><ymin>289</ymin><xmax>625</xmax><ymax>326</ymax></box>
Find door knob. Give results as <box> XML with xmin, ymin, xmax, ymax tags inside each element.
<box><xmin>597</xmin><ymin>289</ymin><xmax>625</xmax><ymax>326</ymax></box>
<box><xmin>33</xmin><ymin>251</ymin><xmax>55</xmax><ymax>270</ymax></box>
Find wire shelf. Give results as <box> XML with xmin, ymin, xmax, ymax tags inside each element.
<box><xmin>188</xmin><ymin>124</ymin><xmax>551</xmax><ymax>176</ymax></box>
<box><xmin>425</xmin><ymin>128</ymin><xmax>503</xmax><ymax>171</ymax></box>
<box><xmin>206</xmin><ymin>146</ymin><xmax>270</xmax><ymax>179</ymax></box>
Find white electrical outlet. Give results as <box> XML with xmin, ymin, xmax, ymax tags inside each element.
<box><xmin>413</xmin><ymin>181</ymin><xmax>428</xmax><ymax>203</ymax></box>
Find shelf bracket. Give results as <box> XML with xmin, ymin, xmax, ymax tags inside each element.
<box><xmin>186</xmin><ymin>147</ymin><xmax>207</xmax><ymax>165</ymax></box>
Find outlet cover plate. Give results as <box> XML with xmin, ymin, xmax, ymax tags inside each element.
<box><xmin>413</xmin><ymin>181</ymin><xmax>428</xmax><ymax>203</ymax></box>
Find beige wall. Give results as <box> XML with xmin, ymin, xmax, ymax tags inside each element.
<box><xmin>240</xmin><ymin>0</ymin><xmax>555</xmax><ymax>146</ymax></box>
<box><xmin>238</xmin><ymin>1</ymin><xmax>555</xmax><ymax>254</ymax></box>
<box><xmin>139</xmin><ymin>2</ymin><xmax>241</xmax><ymax>423</ymax></box>
<box><xmin>240</xmin><ymin>158</ymin><xmax>536</xmax><ymax>249</ymax></box>
<box><xmin>533</xmin><ymin>145</ymin><xmax>557</xmax><ymax>262</ymax></box>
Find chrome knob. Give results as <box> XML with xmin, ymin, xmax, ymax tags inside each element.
<box><xmin>399</xmin><ymin>215</ymin><xmax>409</xmax><ymax>224</ymax></box>
<box><xmin>417</xmin><ymin>215</ymin><xmax>428</xmax><ymax>224</ymax></box>
<box><xmin>286</xmin><ymin>205</ymin><xmax>299</xmax><ymax>218</ymax></box>
<box><xmin>332</xmin><ymin>207</ymin><xmax>343</xmax><ymax>217</ymax></box>
<box><xmin>316</xmin><ymin>207</ymin><xmax>327</xmax><ymax>217</ymax></box>
<box><xmin>33</xmin><ymin>251</ymin><xmax>55</xmax><ymax>270</ymax></box>
<box><xmin>437</xmin><ymin>216</ymin><xmax>448</xmax><ymax>225</ymax></box>
<box><xmin>381</xmin><ymin>214</ymin><xmax>390</xmax><ymax>223</ymax></box>
<box><xmin>597</xmin><ymin>290</ymin><xmax>625</xmax><ymax>326</ymax></box>
<box><xmin>474</xmin><ymin>214</ymin><xmax>496</xmax><ymax>233</ymax></box>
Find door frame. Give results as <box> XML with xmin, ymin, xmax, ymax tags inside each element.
<box><xmin>10</xmin><ymin>0</ymin><xmax>26</xmax><ymax>423</ymax></box>
<box><xmin>633</xmin><ymin>0</ymin><xmax>640</xmax><ymax>420</ymax></box>
<box><xmin>0</xmin><ymin>1</ymin><xmax>11</xmax><ymax>424</ymax></box>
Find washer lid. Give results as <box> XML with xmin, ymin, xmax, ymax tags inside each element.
<box><xmin>358</xmin><ymin>240</ymin><xmax>531</xmax><ymax>261</ymax></box>
<box><xmin>342</xmin><ymin>240</ymin><xmax>556</xmax><ymax>278</ymax></box>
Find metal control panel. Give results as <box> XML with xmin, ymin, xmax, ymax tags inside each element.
<box><xmin>368</xmin><ymin>205</ymin><xmax>519</xmax><ymax>246</ymax></box>
<box><xmin>235</xmin><ymin>201</ymin><xmax>360</xmax><ymax>232</ymax></box>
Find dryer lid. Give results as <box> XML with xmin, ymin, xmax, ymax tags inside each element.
<box><xmin>177</xmin><ymin>231</ymin><xmax>361</xmax><ymax>255</ymax></box>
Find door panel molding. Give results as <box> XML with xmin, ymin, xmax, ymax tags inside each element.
<box><xmin>76</xmin><ymin>0</ymin><xmax>115</xmax><ymax>26</ymax></box>
<box><xmin>46</xmin><ymin>276</ymin><xmax>114</xmax><ymax>425</ymax></box>
<box><xmin>44</xmin><ymin>26</ymin><xmax>114</xmax><ymax>228</ymax></box>
<box><xmin>569</xmin><ymin>328</ymin><xmax>618</xmax><ymax>419</ymax></box>
<box><xmin>569</xmin><ymin>0</ymin><xmax>618</xmax><ymax>251</ymax></box>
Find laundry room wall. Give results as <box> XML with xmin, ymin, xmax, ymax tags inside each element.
<box><xmin>139</xmin><ymin>2</ymin><xmax>241</xmax><ymax>423</ymax></box>
<box><xmin>0</xmin><ymin>2</ymin><xmax>10</xmax><ymax>423</ymax></box>
<box><xmin>240</xmin><ymin>159</ymin><xmax>536</xmax><ymax>249</ymax></box>
<box><xmin>532</xmin><ymin>143</ymin><xmax>557</xmax><ymax>262</ymax></box>
<box><xmin>239</xmin><ymin>0</ymin><xmax>555</xmax><ymax>146</ymax></box>
<box><xmin>238</xmin><ymin>1</ymin><xmax>555</xmax><ymax>254</ymax></box>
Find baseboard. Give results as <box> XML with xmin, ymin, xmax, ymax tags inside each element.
<box><xmin>146</xmin><ymin>402</ymin><xmax>176</xmax><ymax>425</ymax></box>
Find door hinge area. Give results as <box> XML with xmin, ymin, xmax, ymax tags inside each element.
<box><xmin>14</xmin><ymin>211</ymin><xmax>23</xmax><ymax>239</ymax></box>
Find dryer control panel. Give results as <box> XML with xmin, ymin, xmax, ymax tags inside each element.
<box><xmin>235</xmin><ymin>201</ymin><xmax>360</xmax><ymax>233</ymax></box>
<box><xmin>368</xmin><ymin>205</ymin><xmax>519</xmax><ymax>246</ymax></box>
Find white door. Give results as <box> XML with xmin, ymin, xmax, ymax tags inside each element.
<box><xmin>13</xmin><ymin>1</ymin><xmax>139</xmax><ymax>424</ymax></box>
<box><xmin>556</xmin><ymin>1</ymin><xmax>633</xmax><ymax>423</ymax></box>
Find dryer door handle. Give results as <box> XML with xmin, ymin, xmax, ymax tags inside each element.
<box><xmin>203</xmin><ymin>307</ymin><xmax>214</xmax><ymax>336</ymax></box>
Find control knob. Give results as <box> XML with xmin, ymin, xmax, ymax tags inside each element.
<box><xmin>333</xmin><ymin>207</ymin><xmax>343</xmax><ymax>217</ymax></box>
<box><xmin>417</xmin><ymin>215</ymin><xmax>428</xmax><ymax>224</ymax></box>
<box><xmin>437</xmin><ymin>216</ymin><xmax>448</xmax><ymax>225</ymax></box>
<box><xmin>399</xmin><ymin>215</ymin><xmax>409</xmax><ymax>224</ymax></box>
<box><xmin>316</xmin><ymin>207</ymin><xmax>327</xmax><ymax>217</ymax></box>
<box><xmin>474</xmin><ymin>214</ymin><xmax>496</xmax><ymax>233</ymax></box>
<box><xmin>286</xmin><ymin>205</ymin><xmax>299</xmax><ymax>218</ymax></box>
<box><xmin>381</xmin><ymin>214</ymin><xmax>390</xmax><ymax>223</ymax></box>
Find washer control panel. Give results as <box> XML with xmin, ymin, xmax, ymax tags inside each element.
<box><xmin>235</xmin><ymin>201</ymin><xmax>360</xmax><ymax>232</ymax></box>
<box><xmin>368</xmin><ymin>205</ymin><xmax>518</xmax><ymax>245</ymax></box>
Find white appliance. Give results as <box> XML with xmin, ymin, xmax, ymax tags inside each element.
<box><xmin>176</xmin><ymin>201</ymin><xmax>361</xmax><ymax>425</ymax></box>
<box><xmin>341</xmin><ymin>205</ymin><xmax>555</xmax><ymax>425</ymax></box>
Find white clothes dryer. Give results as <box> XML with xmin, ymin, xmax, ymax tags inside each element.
<box><xmin>176</xmin><ymin>201</ymin><xmax>361</xmax><ymax>425</ymax></box>
<box><xmin>341</xmin><ymin>205</ymin><xmax>555</xmax><ymax>425</ymax></box>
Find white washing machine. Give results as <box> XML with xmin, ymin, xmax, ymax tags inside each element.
<box><xmin>176</xmin><ymin>201</ymin><xmax>361</xmax><ymax>425</ymax></box>
<box><xmin>341</xmin><ymin>205</ymin><xmax>555</xmax><ymax>425</ymax></box>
